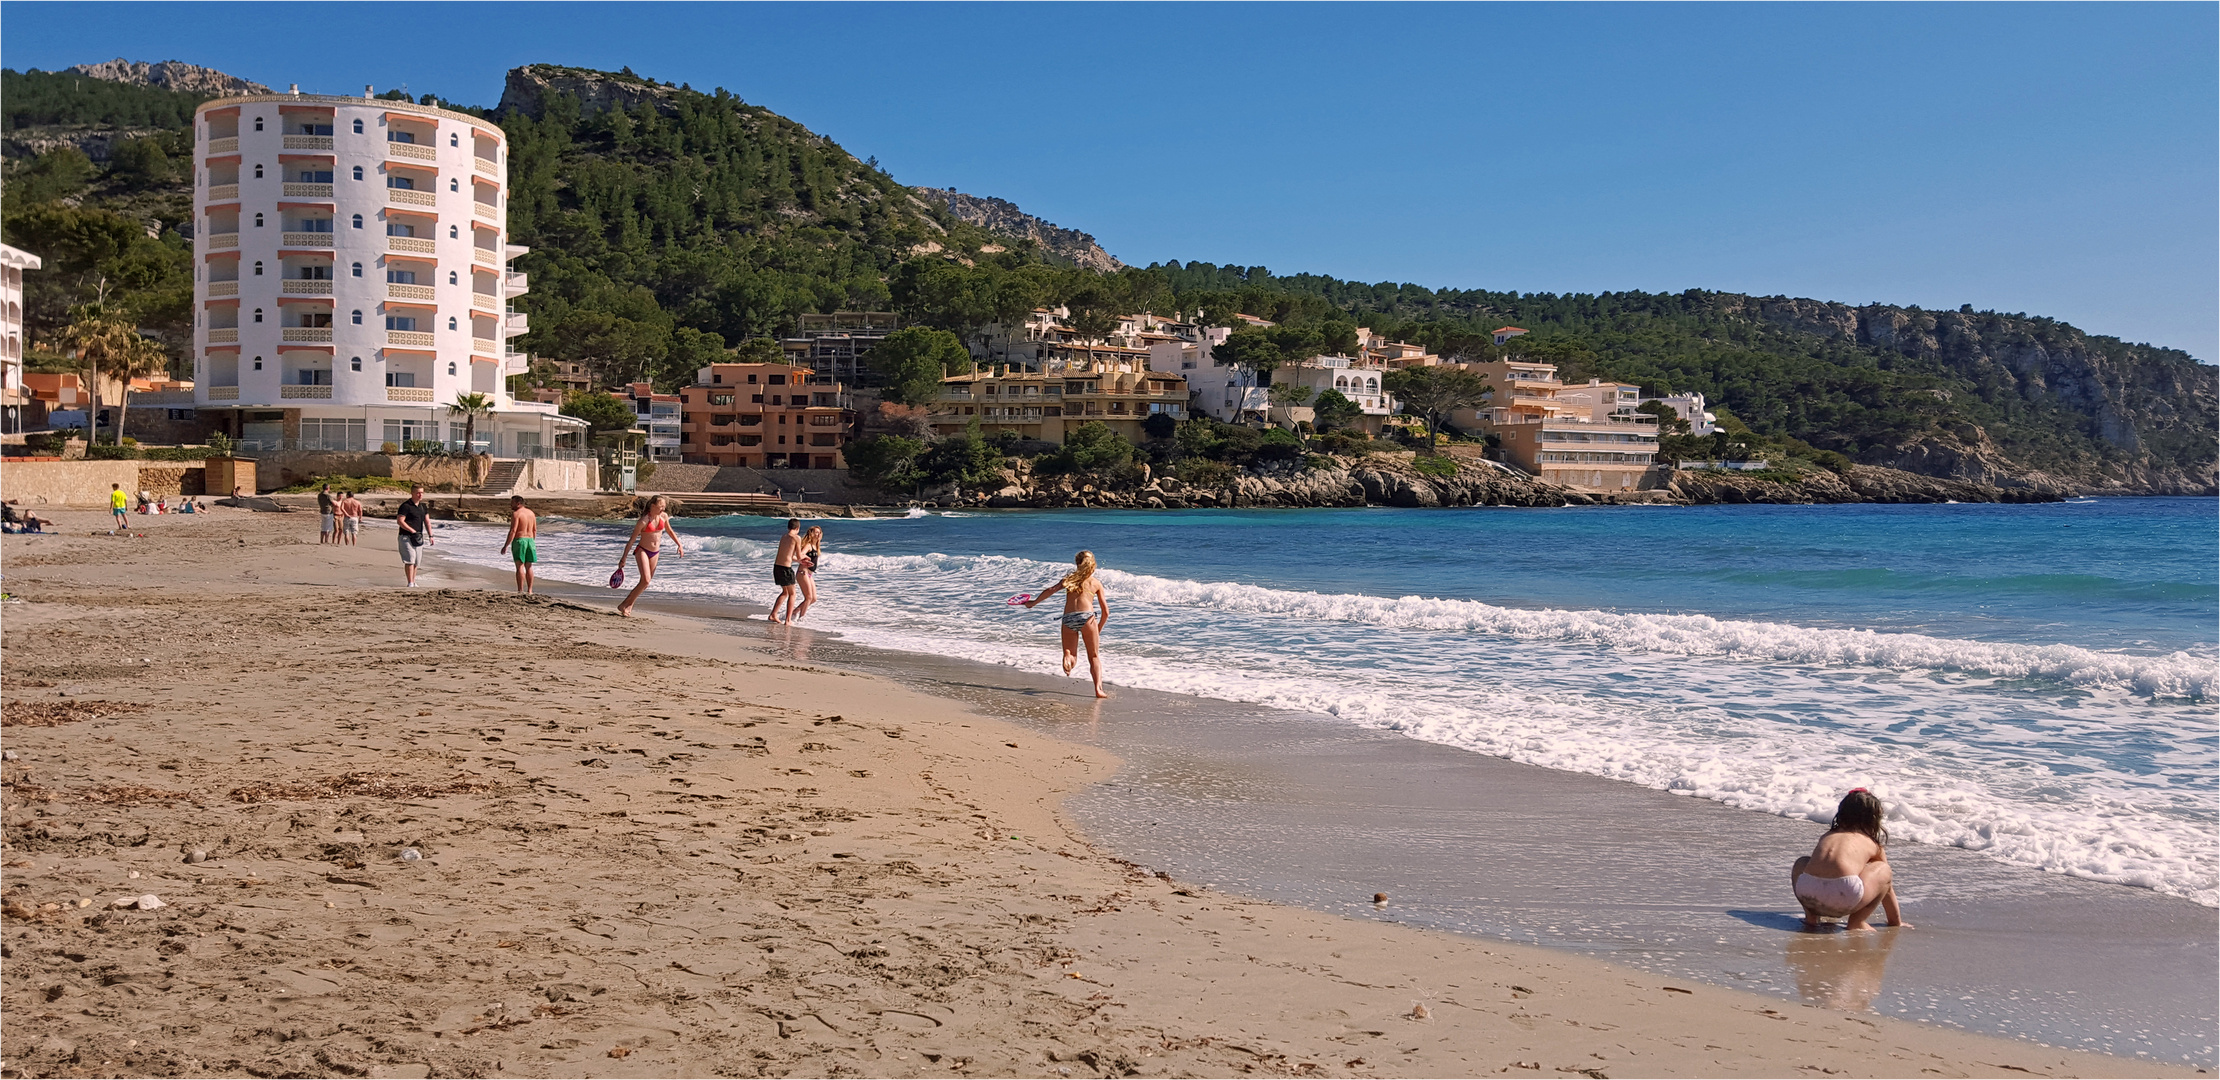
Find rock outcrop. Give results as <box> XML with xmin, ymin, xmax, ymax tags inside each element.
<box><xmin>497</xmin><ymin>64</ymin><xmax>683</xmax><ymax>119</ymax></box>
<box><xmin>68</xmin><ymin>59</ymin><xmax>267</xmax><ymax>96</ymax></box>
<box><xmin>912</xmin><ymin>188</ymin><xmax>1123</xmax><ymax>272</ymax></box>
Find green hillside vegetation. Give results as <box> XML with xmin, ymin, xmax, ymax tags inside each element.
<box><xmin>1</xmin><ymin>63</ymin><xmax>2207</xmax><ymax>489</ymax></box>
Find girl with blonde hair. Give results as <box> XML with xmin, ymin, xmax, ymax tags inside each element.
<box><xmin>791</xmin><ymin>525</ymin><xmax>825</xmax><ymax>621</ymax></box>
<box><xmin>1025</xmin><ymin>550</ymin><xmax>1112</xmax><ymax>698</ymax></box>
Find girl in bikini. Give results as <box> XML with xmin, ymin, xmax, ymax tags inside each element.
<box><xmin>615</xmin><ymin>495</ymin><xmax>684</xmax><ymax>617</ymax></box>
<box><xmin>1024</xmin><ymin>550</ymin><xmax>1111</xmax><ymax>699</ymax></box>
<box><xmin>1792</xmin><ymin>788</ymin><xmax>1912</xmax><ymax>932</ymax></box>
<box><xmin>790</xmin><ymin>526</ymin><xmax>825</xmax><ymax>621</ymax></box>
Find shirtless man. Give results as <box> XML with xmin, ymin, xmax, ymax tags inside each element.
<box><xmin>340</xmin><ymin>492</ymin><xmax>364</xmax><ymax>546</ymax></box>
<box><xmin>499</xmin><ymin>494</ymin><xmax>538</xmax><ymax>595</ymax></box>
<box><xmin>768</xmin><ymin>518</ymin><xmax>804</xmax><ymax>624</ymax></box>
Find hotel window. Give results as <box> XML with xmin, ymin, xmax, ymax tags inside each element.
<box><xmin>252</xmin><ymin>260</ymin><xmax>263</xmax><ymax>275</ymax></box>
<box><xmin>253</xmin><ymin>212</ymin><xmax>264</xmax><ymax>228</ymax></box>
<box><xmin>351</xmin><ymin>214</ymin><xmax>363</xmax><ymax>229</ymax></box>
<box><xmin>253</xmin><ymin>117</ymin><xmax>263</xmax><ymax>131</ymax></box>
<box><xmin>252</xmin><ymin>356</ymin><xmax>263</xmax><ymax>370</ymax></box>
<box><xmin>449</xmin><ymin>179</ymin><xmax>458</xmax><ymax>192</ymax></box>
<box><xmin>450</xmin><ymin>133</ymin><xmax>459</xmax><ymax>147</ymax></box>
<box><xmin>351</xmin><ymin>262</ymin><xmax>362</xmax><ymax>277</ymax></box>
<box><xmin>254</xmin><ymin>164</ymin><xmax>264</xmax><ymax>179</ymax></box>
<box><xmin>448</xmin><ymin>362</ymin><xmax>457</xmax><ymax>376</ymax></box>
<box><xmin>386</xmin><ymin>315</ymin><xmax>417</xmax><ymax>331</ymax></box>
<box><xmin>388</xmin><ymin>176</ymin><xmax>415</xmax><ymax>190</ymax></box>
<box><xmin>387</xmin><ymin>269</ymin><xmax>416</xmax><ymax>284</ymax></box>
<box><xmin>448</xmin><ymin>225</ymin><xmax>458</xmax><ymax>239</ymax></box>
<box><xmin>447</xmin><ymin>271</ymin><xmax>457</xmax><ymax>285</ymax></box>
<box><xmin>252</xmin><ymin>308</ymin><xmax>263</xmax><ymax>323</ymax></box>
<box><xmin>351</xmin><ymin>310</ymin><xmax>362</xmax><ymax>325</ymax></box>
<box><xmin>352</xmin><ymin>166</ymin><xmax>364</xmax><ymax>181</ymax></box>
<box><xmin>350</xmin><ymin>356</ymin><xmax>362</xmax><ymax>371</ymax></box>
<box><xmin>447</xmin><ymin>317</ymin><xmax>457</xmax><ymax>331</ymax></box>
<box><xmin>352</xmin><ymin>119</ymin><xmax>364</xmax><ymax>135</ymax></box>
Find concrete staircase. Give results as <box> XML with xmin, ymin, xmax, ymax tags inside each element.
<box><xmin>475</xmin><ymin>458</ymin><xmax>527</xmax><ymax>495</ymax></box>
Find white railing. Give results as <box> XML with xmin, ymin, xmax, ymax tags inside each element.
<box><xmin>207</xmin><ymin>281</ymin><xmax>239</xmax><ymax>297</ymax></box>
<box><xmin>207</xmin><ymin>328</ymin><xmax>239</xmax><ymax>343</ymax></box>
<box><xmin>387</xmin><ymin>142</ymin><xmax>436</xmax><ymax>162</ymax></box>
<box><xmin>473</xmin><ymin>156</ymin><xmax>498</xmax><ymax>177</ymax></box>
<box><xmin>282</xmin><ymin>327</ymin><xmax>334</xmax><ymax>342</ymax></box>
<box><xmin>208</xmin><ymin>386</ymin><xmax>240</xmax><ymax>400</ymax></box>
<box><xmin>207</xmin><ymin>184</ymin><xmax>239</xmax><ymax>202</ymax></box>
<box><xmin>473</xmin><ymin>202</ymin><xmax>498</xmax><ymax>221</ymax></box>
<box><xmin>283</xmin><ymin>183</ymin><xmax>333</xmax><ymax>198</ymax></box>
<box><xmin>472</xmin><ymin>337</ymin><xmax>499</xmax><ymax>355</ymax></box>
<box><xmin>281</xmin><ymin>384</ymin><xmax>334</xmax><ymax>399</ymax></box>
<box><xmin>206</xmin><ymin>137</ymin><xmax>239</xmax><ymax>155</ymax></box>
<box><xmin>386</xmin><ymin>330</ymin><xmax>435</xmax><ymax>347</ymax></box>
<box><xmin>280</xmin><ymin>280</ymin><xmax>332</xmax><ymax>296</ymax></box>
<box><xmin>387</xmin><ymin>283</ymin><xmax>434</xmax><ymax>301</ymax></box>
<box><xmin>502</xmin><ymin>312</ymin><xmax>528</xmax><ymax>335</ymax></box>
<box><xmin>472</xmin><ymin>248</ymin><xmax>496</xmax><ymax>266</ymax></box>
<box><xmin>283</xmin><ymin>135</ymin><xmax>334</xmax><ymax>150</ymax></box>
<box><xmin>503</xmin><ymin>271</ymin><xmax>527</xmax><ymax>295</ymax></box>
<box><xmin>471</xmin><ymin>293</ymin><xmax>498</xmax><ymax>312</ymax></box>
<box><xmin>281</xmin><ymin>232</ymin><xmax>334</xmax><ymax>248</ymax></box>
<box><xmin>501</xmin><ymin>355</ymin><xmax>529</xmax><ymax>375</ymax></box>
<box><xmin>389</xmin><ymin>236</ymin><xmax>435</xmax><ymax>254</ymax></box>
<box><xmin>389</xmin><ymin>188</ymin><xmax>436</xmax><ymax>207</ymax></box>
<box><xmin>387</xmin><ymin>386</ymin><xmax>435</xmax><ymax>402</ymax></box>
<box><xmin>206</xmin><ymin>233</ymin><xmax>238</xmax><ymax>250</ymax></box>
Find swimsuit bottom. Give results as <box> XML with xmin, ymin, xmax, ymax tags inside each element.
<box><xmin>512</xmin><ymin>537</ymin><xmax>537</xmax><ymax>564</ymax></box>
<box><xmin>773</xmin><ymin>564</ymin><xmax>797</xmax><ymax>587</ymax></box>
<box><xmin>1061</xmin><ymin>611</ymin><xmax>1097</xmax><ymax>630</ymax></box>
<box><xmin>1795</xmin><ymin>872</ymin><xmax>1865</xmax><ymax>914</ymax></box>
<box><xmin>343</xmin><ymin>517</ymin><xmax>359</xmax><ymax>533</ymax></box>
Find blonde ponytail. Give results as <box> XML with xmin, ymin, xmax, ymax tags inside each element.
<box><xmin>1061</xmin><ymin>550</ymin><xmax>1096</xmax><ymax>592</ymax></box>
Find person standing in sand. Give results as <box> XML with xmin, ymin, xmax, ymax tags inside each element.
<box><xmin>614</xmin><ymin>495</ymin><xmax>682</xmax><ymax>617</ymax></box>
<box><xmin>500</xmin><ymin>494</ymin><xmax>539</xmax><ymax>595</ymax></box>
<box><xmin>109</xmin><ymin>483</ymin><xmax>130</xmax><ymax>533</ymax></box>
<box><xmin>789</xmin><ymin>525</ymin><xmax>825</xmax><ymax>621</ymax></box>
<box><xmin>769</xmin><ymin>518</ymin><xmax>804</xmax><ymax>624</ymax></box>
<box><xmin>1024</xmin><ymin>550</ymin><xmax>1112</xmax><ymax>699</ymax></box>
<box><xmin>340</xmin><ymin>492</ymin><xmax>363</xmax><ymax>546</ymax></box>
<box><xmin>395</xmin><ymin>485</ymin><xmax>433</xmax><ymax>587</ymax></box>
<box><xmin>1792</xmin><ymin>788</ymin><xmax>1912</xmax><ymax>932</ymax></box>
<box><xmin>317</xmin><ymin>484</ymin><xmax>337</xmax><ymax>545</ymax></box>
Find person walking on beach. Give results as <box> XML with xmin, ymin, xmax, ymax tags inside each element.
<box><xmin>500</xmin><ymin>495</ymin><xmax>539</xmax><ymax>595</ymax></box>
<box><xmin>339</xmin><ymin>492</ymin><xmax>363</xmax><ymax>546</ymax></box>
<box><xmin>1791</xmin><ymin>788</ymin><xmax>1912</xmax><ymax>932</ymax></box>
<box><xmin>769</xmin><ymin>518</ymin><xmax>804</xmax><ymax>624</ymax></box>
<box><xmin>1024</xmin><ymin>550</ymin><xmax>1112</xmax><ymax>699</ymax></box>
<box><xmin>789</xmin><ymin>525</ymin><xmax>825</xmax><ymax>621</ymax></box>
<box><xmin>395</xmin><ymin>485</ymin><xmax>433</xmax><ymax>587</ymax></box>
<box><xmin>108</xmin><ymin>483</ymin><xmax>129</xmax><ymax>533</ymax></box>
<box><xmin>317</xmin><ymin>484</ymin><xmax>337</xmax><ymax>544</ymax></box>
<box><xmin>614</xmin><ymin>495</ymin><xmax>682</xmax><ymax>617</ymax></box>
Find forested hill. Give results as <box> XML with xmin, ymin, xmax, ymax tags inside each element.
<box><xmin>2</xmin><ymin>61</ymin><xmax>2210</xmax><ymax>493</ymax></box>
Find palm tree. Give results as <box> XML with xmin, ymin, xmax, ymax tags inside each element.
<box><xmin>55</xmin><ymin>299</ymin><xmax>161</xmax><ymax>445</ymax></box>
<box><xmin>450</xmin><ymin>392</ymin><xmax>494</xmax><ymax>455</ymax></box>
<box><xmin>108</xmin><ymin>333</ymin><xmax>169</xmax><ymax>448</ymax></box>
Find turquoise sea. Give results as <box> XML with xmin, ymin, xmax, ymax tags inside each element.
<box><xmin>437</xmin><ymin>496</ymin><xmax>2219</xmax><ymax>907</ymax></box>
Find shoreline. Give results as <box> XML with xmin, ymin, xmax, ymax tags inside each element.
<box><xmin>0</xmin><ymin>509</ymin><xmax>2201</xmax><ymax>1078</ymax></box>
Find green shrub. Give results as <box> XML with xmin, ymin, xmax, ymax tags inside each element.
<box><xmin>1039</xmin><ymin>422</ymin><xmax>1136</xmax><ymax>476</ymax></box>
<box><xmin>1315</xmin><ymin>431</ymin><xmax>1371</xmax><ymax>455</ymax></box>
<box><xmin>1304</xmin><ymin>454</ymin><xmax>1336</xmax><ymax>472</ymax></box>
<box><xmin>277</xmin><ymin>475</ymin><xmax>413</xmax><ymax>495</ymax></box>
<box><xmin>1254</xmin><ymin>427</ymin><xmax>1303</xmax><ymax>463</ymax></box>
<box><xmin>921</xmin><ymin>434</ymin><xmax>1005</xmax><ymax>487</ymax></box>
<box><xmin>84</xmin><ymin>443</ymin><xmax>142</xmax><ymax>460</ymax></box>
<box><xmin>1142</xmin><ymin>412</ymin><xmax>1177</xmax><ymax>440</ymax></box>
<box><xmin>1172</xmin><ymin>458</ymin><xmax>1235</xmax><ymax>488</ymax></box>
<box><xmin>845</xmin><ymin>435</ymin><xmax>925</xmax><ymax>491</ymax></box>
<box><xmin>1412</xmin><ymin>454</ymin><xmax>1459</xmax><ymax>478</ymax></box>
<box><xmin>140</xmin><ymin>446</ymin><xmax>214</xmax><ymax>462</ymax></box>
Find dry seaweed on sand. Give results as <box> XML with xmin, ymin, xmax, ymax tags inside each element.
<box><xmin>2</xmin><ymin>699</ymin><xmax>150</xmax><ymax>727</ymax></box>
<box><xmin>227</xmin><ymin>770</ymin><xmax>500</xmax><ymax>803</ymax></box>
<box><xmin>0</xmin><ymin>781</ymin><xmax>191</xmax><ymax>805</ymax></box>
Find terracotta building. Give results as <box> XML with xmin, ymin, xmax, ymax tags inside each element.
<box><xmin>678</xmin><ymin>362</ymin><xmax>851</xmax><ymax>469</ymax></box>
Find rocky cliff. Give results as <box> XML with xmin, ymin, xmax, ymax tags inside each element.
<box><xmin>68</xmin><ymin>58</ymin><xmax>266</xmax><ymax>96</ymax></box>
<box><xmin>496</xmin><ymin>64</ymin><xmax>683</xmax><ymax>119</ymax></box>
<box><xmin>912</xmin><ymin>188</ymin><xmax>1124</xmax><ymax>272</ymax></box>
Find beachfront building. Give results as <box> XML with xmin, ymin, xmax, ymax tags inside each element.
<box><xmin>678</xmin><ymin>362</ymin><xmax>852</xmax><ymax>469</ymax></box>
<box><xmin>1491</xmin><ymin>326</ymin><xmax>1529</xmax><ymax>346</ymax></box>
<box><xmin>615</xmin><ymin>381</ymin><xmax>683</xmax><ymax>462</ymax></box>
<box><xmin>929</xmin><ymin>358</ymin><xmax>1186</xmax><ymax>444</ymax></box>
<box><xmin>1450</xmin><ymin>358</ymin><xmax>1660</xmax><ymax>493</ymax></box>
<box><xmin>781</xmin><ymin>312</ymin><xmax>899</xmax><ymax>388</ymax></box>
<box><xmin>188</xmin><ymin>89</ymin><xmax>583</xmax><ymax>455</ymax></box>
<box><xmin>1642</xmin><ymin>390</ymin><xmax>1718</xmax><ymax>436</ymax></box>
<box><xmin>1</xmin><ymin>244</ymin><xmax>40</xmax><ymax>434</ymax></box>
<box><xmin>1270</xmin><ymin>356</ymin><xmax>1399</xmax><ymax>435</ymax></box>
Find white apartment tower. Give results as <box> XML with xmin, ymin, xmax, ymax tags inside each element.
<box><xmin>191</xmin><ymin>90</ymin><xmax>582</xmax><ymax>453</ymax></box>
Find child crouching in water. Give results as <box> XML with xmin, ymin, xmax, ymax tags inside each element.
<box><xmin>1792</xmin><ymin>788</ymin><xmax>1912</xmax><ymax>932</ymax></box>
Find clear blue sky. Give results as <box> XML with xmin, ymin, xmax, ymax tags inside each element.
<box><xmin>8</xmin><ymin>2</ymin><xmax>2213</xmax><ymax>359</ymax></box>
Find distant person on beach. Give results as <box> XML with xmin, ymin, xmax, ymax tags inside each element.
<box><xmin>1792</xmin><ymin>788</ymin><xmax>1912</xmax><ymax>932</ymax></box>
<box><xmin>615</xmin><ymin>495</ymin><xmax>683</xmax><ymax>617</ymax></box>
<box><xmin>789</xmin><ymin>525</ymin><xmax>825</xmax><ymax>621</ymax></box>
<box><xmin>395</xmin><ymin>485</ymin><xmax>433</xmax><ymax>587</ymax></box>
<box><xmin>1024</xmin><ymin>550</ymin><xmax>1112</xmax><ymax>699</ymax></box>
<box><xmin>340</xmin><ymin>493</ymin><xmax>363</xmax><ymax>545</ymax></box>
<box><xmin>317</xmin><ymin>485</ymin><xmax>337</xmax><ymax>544</ymax></box>
<box><xmin>769</xmin><ymin>518</ymin><xmax>804</xmax><ymax>624</ymax></box>
<box><xmin>108</xmin><ymin>484</ymin><xmax>129</xmax><ymax>533</ymax></box>
<box><xmin>501</xmin><ymin>495</ymin><xmax>539</xmax><ymax>595</ymax></box>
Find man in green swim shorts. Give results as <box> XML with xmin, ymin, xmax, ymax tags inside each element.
<box><xmin>500</xmin><ymin>494</ymin><xmax>539</xmax><ymax>595</ymax></box>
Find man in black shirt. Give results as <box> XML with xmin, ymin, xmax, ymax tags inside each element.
<box><xmin>317</xmin><ymin>484</ymin><xmax>337</xmax><ymax>544</ymax></box>
<box><xmin>395</xmin><ymin>485</ymin><xmax>433</xmax><ymax>587</ymax></box>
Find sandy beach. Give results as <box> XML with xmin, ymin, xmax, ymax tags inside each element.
<box><xmin>0</xmin><ymin>507</ymin><xmax>2197</xmax><ymax>1079</ymax></box>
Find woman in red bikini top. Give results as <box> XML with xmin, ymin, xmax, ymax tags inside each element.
<box><xmin>615</xmin><ymin>496</ymin><xmax>683</xmax><ymax>617</ymax></box>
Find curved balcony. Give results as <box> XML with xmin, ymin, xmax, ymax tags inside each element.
<box><xmin>281</xmin><ymin>384</ymin><xmax>334</xmax><ymax>399</ymax></box>
<box><xmin>206</xmin><ymin>233</ymin><xmax>239</xmax><ymax>250</ymax></box>
<box><xmin>283</xmin><ymin>135</ymin><xmax>334</xmax><ymax>150</ymax></box>
<box><xmin>387</xmin><ymin>386</ymin><xmax>435</xmax><ymax>402</ymax></box>
<box><xmin>206</xmin><ymin>137</ymin><xmax>239</xmax><ymax>155</ymax></box>
<box><xmin>208</xmin><ymin>386</ymin><xmax>240</xmax><ymax>400</ymax></box>
<box><xmin>388</xmin><ymin>188</ymin><xmax>436</xmax><ymax>208</ymax></box>
<box><xmin>471</xmin><ymin>293</ymin><xmax>498</xmax><ymax>312</ymax></box>
<box><xmin>207</xmin><ymin>184</ymin><xmax>240</xmax><ymax>202</ymax></box>
<box><xmin>207</xmin><ymin>328</ymin><xmax>239</xmax><ymax>343</ymax></box>
<box><xmin>387</xmin><ymin>142</ymin><xmax>436</xmax><ymax>162</ymax></box>
<box><xmin>386</xmin><ymin>330</ymin><xmax>435</xmax><ymax>348</ymax></box>
<box><xmin>471</xmin><ymin>247</ymin><xmax>496</xmax><ymax>267</ymax></box>
<box><xmin>280</xmin><ymin>280</ymin><xmax>333</xmax><ymax>296</ymax></box>
<box><xmin>472</xmin><ymin>337</ymin><xmax>500</xmax><ymax>355</ymax></box>
<box><xmin>503</xmin><ymin>271</ymin><xmax>528</xmax><ymax>296</ymax></box>
<box><xmin>388</xmin><ymin>236</ymin><xmax>435</xmax><ymax>255</ymax></box>
<box><xmin>283</xmin><ymin>183</ymin><xmax>333</xmax><ymax>198</ymax></box>
<box><xmin>282</xmin><ymin>327</ymin><xmax>334</xmax><ymax>343</ymax></box>
<box><xmin>281</xmin><ymin>232</ymin><xmax>335</xmax><ymax>248</ymax></box>
<box><xmin>472</xmin><ymin>202</ymin><xmax>498</xmax><ymax>222</ymax></box>
<box><xmin>207</xmin><ymin>281</ymin><xmax>239</xmax><ymax>298</ymax></box>
<box><xmin>387</xmin><ymin>283</ymin><xmax>435</xmax><ymax>301</ymax></box>
<box><xmin>473</xmin><ymin>156</ymin><xmax>498</xmax><ymax>177</ymax></box>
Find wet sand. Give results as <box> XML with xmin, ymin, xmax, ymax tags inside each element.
<box><xmin>0</xmin><ymin>508</ymin><xmax>2199</xmax><ymax>1078</ymax></box>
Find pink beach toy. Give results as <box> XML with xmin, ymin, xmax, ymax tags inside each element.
<box><xmin>608</xmin><ymin>569</ymin><xmax>626</xmax><ymax>589</ymax></box>
<box><xmin>1005</xmin><ymin>593</ymin><xmax>1032</xmax><ymax>606</ymax></box>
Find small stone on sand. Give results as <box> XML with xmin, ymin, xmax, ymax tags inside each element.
<box><xmin>1373</xmin><ymin>892</ymin><xmax>1388</xmax><ymax>904</ymax></box>
<box><xmin>1409</xmin><ymin>1004</ymin><xmax>1429</xmax><ymax>1019</ymax></box>
<box><xmin>400</xmin><ymin>848</ymin><xmax>423</xmax><ymax>861</ymax></box>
